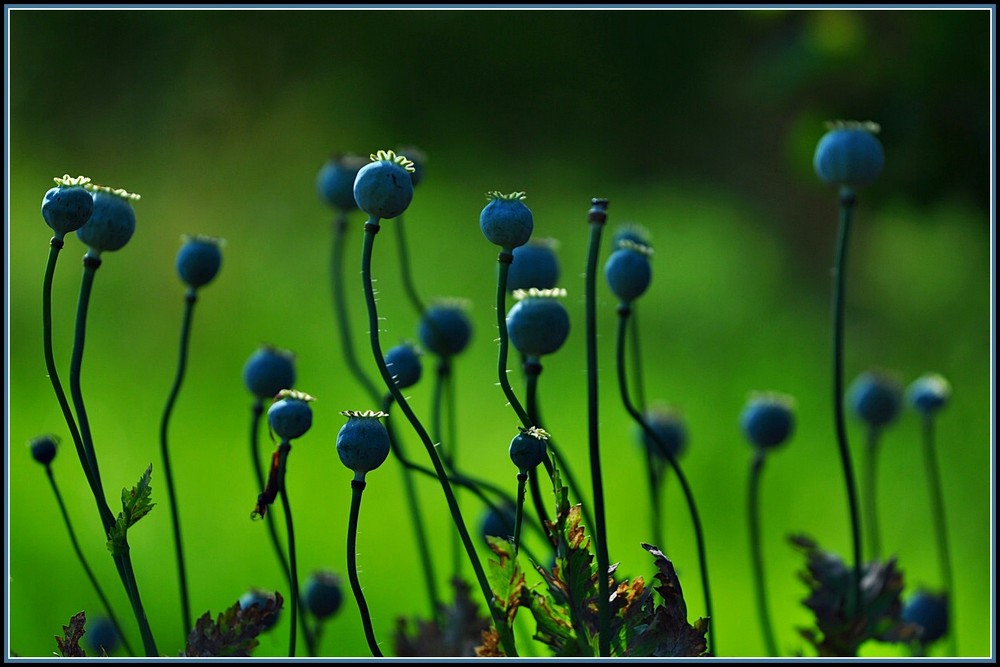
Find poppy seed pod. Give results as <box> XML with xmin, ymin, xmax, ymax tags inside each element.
<box><xmin>508</xmin><ymin>240</ymin><xmax>560</xmax><ymax>292</ymax></box>
<box><xmin>741</xmin><ymin>393</ymin><xmax>795</xmax><ymax>450</ymax></box>
<box><xmin>337</xmin><ymin>410</ymin><xmax>391</xmax><ymax>481</ymax></box>
<box><xmin>268</xmin><ymin>390</ymin><xmax>315</xmax><ymax>441</ymax></box>
<box><xmin>176</xmin><ymin>235</ymin><xmax>223</xmax><ymax>289</ymax></box>
<box><xmin>508</xmin><ymin>427</ymin><xmax>549</xmax><ymax>473</ymax></box>
<box><xmin>353</xmin><ymin>150</ymin><xmax>415</xmax><ymax>219</ymax></box>
<box><xmin>384</xmin><ymin>342</ymin><xmax>423</xmax><ymax>389</ymax></box>
<box><xmin>605</xmin><ymin>241</ymin><xmax>653</xmax><ymax>305</ymax></box>
<box><xmin>506</xmin><ymin>289</ymin><xmax>570</xmax><ymax>358</ymax></box>
<box><xmin>901</xmin><ymin>590</ymin><xmax>949</xmax><ymax>644</ymax></box>
<box><xmin>813</xmin><ymin>120</ymin><xmax>885</xmax><ymax>190</ymax></box>
<box><xmin>243</xmin><ymin>345</ymin><xmax>296</xmax><ymax>400</ymax></box>
<box><xmin>30</xmin><ymin>434</ymin><xmax>59</xmax><ymax>466</ymax></box>
<box><xmin>303</xmin><ymin>570</ymin><xmax>344</xmax><ymax>621</ymax></box>
<box><xmin>848</xmin><ymin>371</ymin><xmax>903</xmax><ymax>429</ymax></box>
<box><xmin>639</xmin><ymin>407</ymin><xmax>688</xmax><ymax>461</ymax></box>
<box><xmin>419</xmin><ymin>302</ymin><xmax>473</xmax><ymax>358</ymax></box>
<box><xmin>76</xmin><ymin>186</ymin><xmax>139</xmax><ymax>256</ymax></box>
<box><xmin>42</xmin><ymin>176</ymin><xmax>94</xmax><ymax>238</ymax></box>
<box><xmin>907</xmin><ymin>373</ymin><xmax>951</xmax><ymax>416</ymax></box>
<box><xmin>317</xmin><ymin>154</ymin><xmax>369</xmax><ymax>212</ymax></box>
<box><xmin>480</xmin><ymin>192</ymin><xmax>533</xmax><ymax>253</ymax></box>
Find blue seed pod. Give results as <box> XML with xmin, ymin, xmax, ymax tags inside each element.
<box><xmin>337</xmin><ymin>410</ymin><xmax>391</xmax><ymax>481</ymax></box>
<box><xmin>243</xmin><ymin>345</ymin><xmax>296</xmax><ymax>400</ymax></box>
<box><xmin>317</xmin><ymin>154</ymin><xmax>368</xmax><ymax>212</ymax></box>
<box><xmin>605</xmin><ymin>242</ymin><xmax>653</xmax><ymax>304</ymax></box>
<box><xmin>268</xmin><ymin>390</ymin><xmax>315</xmax><ymax>441</ymax></box>
<box><xmin>509</xmin><ymin>427</ymin><xmax>549</xmax><ymax>473</ymax></box>
<box><xmin>76</xmin><ymin>186</ymin><xmax>139</xmax><ymax>257</ymax></box>
<box><xmin>419</xmin><ymin>302</ymin><xmax>473</xmax><ymax>358</ymax></box>
<box><xmin>848</xmin><ymin>370</ymin><xmax>903</xmax><ymax>429</ymax></box>
<box><xmin>303</xmin><ymin>570</ymin><xmax>344</xmax><ymax>621</ymax></box>
<box><xmin>639</xmin><ymin>407</ymin><xmax>688</xmax><ymax>461</ymax></box>
<box><xmin>384</xmin><ymin>342</ymin><xmax>423</xmax><ymax>389</ymax></box>
<box><xmin>480</xmin><ymin>191</ymin><xmax>533</xmax><ymax>252</ymax></box>
<box><xmin>813</xmin><ymin>121</ymin><xmax>885</xmax><ymax>190</ymax></box>
<box><xmin>30</xmin><ymin>434</ymin><xmax>58</xmax><ymax>466</ymax></box>
<box><xmin>741</xmin><ymin>393</ymin><xmax>795</xmax><ymax>450</ymax></box>
<box><xmin>906</xmin><ymin>373</ymin><xmax>951</xmax><ymax>416</ymax></box>
<box><xmin>41</xmin><ymin>176</ymin><xmax>94</xmax><ymax>238</ymax></box>
<box><xmin>508</xmin><ymin>239</ymin><xmax>560</xmax><ymax>292</ymax></box>
<box><xmin>612</xmin><ymin>223</ymin><xmax>652</xmax><ymax>250</ymax></box>
<box><xmin>353</xmin><ymin>150</ymin><xmax>415</xmax><ymax>219</ymax></box>
<box><xmin>506</xmin><ymin>289</ymin><xmax>570</xmax><ymax>358</ymax></box>
<box><xmin>901</xmin><ymin>590</ymin><xmax>949</xmax><ymax>644</ymax></box>
<box><xmin>238</xmin><ymin>588</ymin><xmax>281</xmax><ymax>631</ymax></box>
<box><xmin>396</xmin><ymin>145</ymin><xmax>427</xmax><ymax>188</ymax></box>
<box><xmin>176</xmin><ymin>235</ymin><xmax>223</xmax><ymax>289</ymax></box>
<box><xmin>85</xmin><ymin>616</ymin><xmax>121</xmax><ymax>655</ymax></box>
<box><xmin>480</xmin><ymin>504</ymin><xmax>516</xmax><ymax>544</ymax></box>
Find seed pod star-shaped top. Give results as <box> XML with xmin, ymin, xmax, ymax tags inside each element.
<box><xmin>77</xmin><ymin>182</ymin><xmax>141</xmax><ymax>258</ymax></box>
<box><xmin>481</xmin><ymin>191</ymin><xmax>533</xmax><ymax>253</ymax></box>
<box><xmin>813</xmin><ymin>120</ymin><xmax>885</xmax><ymax>191</ymax></box>
<box><xmin>353</xmin><ymin>150</ymin><xmax>415</xmax><ymax>220</ymax></box>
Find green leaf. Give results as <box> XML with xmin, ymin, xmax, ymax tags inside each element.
<box><xmin>184</xmin><ymin>592</ymin><xmax>283</xmax><ymax>657</ymax></box>
<box><xmin>55</xmin><ymin>611</ymin><xmax>87</xmax><ymax>657</ymax></box>
<box><xmin>106</xmin><ymin>465</ymin><xmax>155</xmax><ymax>553</ymax></box>
<box><xmin>485</xmin><ymin>536</ymin><xmax>525</xmax><ymax>625</ymax></box>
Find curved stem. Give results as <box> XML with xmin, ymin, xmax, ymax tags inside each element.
<box><xmin>630</xmin><ymin>303</ymin><xmax>648</xmax><ymax>413</ymax></box>
<box><xmin>159</xmin><ymin>290</ymin><xmax>196</xmax><ymax>636</ymax></box>
<box><xmin>45</xmin><ymin>466</ymin><xmax>135</xmax><ymax>656</ymax></box>
<box><xmin>748</xmin><ymin>451</ymin><xmax>778</xmax><ymax>657</ymax></box>
<box><xmin>617</xmin><ymin>306</ymin><xmax>715</xmax><ymax>654</ymax></box>
<box><xmin>647</xmin><ymin>455</ymin><xmax>665</xmax><ymax>553</ymax></box>
<box><xmin>921</xmin><ymin>415</ymin><xmax>957</xmax><ymax>655</ymax></box>
<box><xmin>831</xmin><ymin>189</ymin><xmax>864</xmax><ymax>616</ymax></box>
<box><xmin>250</xmin><ymin>401</ymin><xmax>292</xmax><ymax>585</ymax></box>
<box><xmin>381</xmin><ymin>394</ymin><xmax>442</xmax><ymax>625</ymax></box>
<box><xmin>276</xmin><ymin>442</ymin><xmax>299</xmax><ymax>657</ymax></box>
<box><xmin>513</xmin><ymin>473</ymin><xmax>528</xmax><ymax>555</ymax></box>
<box><xmin>433</xmin><ymin>361</ymin><xmax>461</xmax><ymax>577</ymax></box>
<box><xmin>347</xmin><ymin>479</ymin><xmax>383</xmax><ymax>657</ymax></box>
<box><xmin>584</xmin><ymin>201</ymin><xmax>612</xmax><ymax>657</ymax></box>
<box><xmin>361</xmin><ymin>219</ymin><xmax>517</xmax><ymax>656</ymax></box>
<box><xmin>522</xmin><ymin>369</ymin><xmax>552</xmax><ymax>530</ymax></box>
<box><xmin>495</xmin><ymin>254</ymin><xmax>532</xmax><ymax>428</ymax></box>
<box><xmin>116</xmin><ymin>548</ymin><xmax>158</xmax><ymax>656</ymax></box>
<box><xmin>862</xmin><ymin>426</ymin><xmax>882</xmax><ymax>563</ymax></box>
<box><xmin>395</xmin><ymin>213</ymin><xmax>428</xmax><ymax>318</ymax></box>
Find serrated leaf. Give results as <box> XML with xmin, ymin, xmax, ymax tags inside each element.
<box><xmin>55</xmin><ymin>610</ymin><xmax>87</xmax><ymax>657</ymax></box>
<box><xmin>184</xmin><ymin>592</ymin><xmax>283</xmax><ymax>657</ymax></box>
<box><xmin>485</xmin><ymin>536</ymin><xmax>525</xmax><ymax>625</ymax></box>
<box><xmin>107</xmin><ymin>465</ymin><xmax>155</xmax><ymax>553</ymax></box>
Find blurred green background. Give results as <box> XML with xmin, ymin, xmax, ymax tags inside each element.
<box><xmin>6</xmin><ymin>7</ymin><xmax>992</xmax><ymax>659</ymax></box>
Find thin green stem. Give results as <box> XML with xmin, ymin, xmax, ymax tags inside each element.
<box><xmin>748</xmin><ymin>450</ymin><xmax>778</xmax><ymax>657</ymax></box>
<box><xmin>647</xmin><ymin>455</ymin><xmax>665</xmax><ymax>553</ymax></box>
<box><xmin>862</xmin><ymin>426</ymin><xmax>882</xmax><ymax>563</ymax></box>
<box><xmin>45</xmin><ymin>466</ymin><xmax>135</xmax><ymax>656</ymax></box>
<box><xmin>395</xmin><ymin>213</ymin><xmax>428</xmax><ymax>317</ymax></box>
<box><xmin>433</xmin><ymin>361</ymin><xmax>461</xmax><ymax>578</ymax></box>
<box><xmin>522</xmin><ymin>369</ymin><xmax>552</xmax><ymax>530</ymax></box>
<box><xmin>584</xmin><ymin>200</ymin><xmax>612</xmax><ymax>657</ymax></box>
<box><xmin>831</xmin><ymin>189</ymin><xmax>864</xmax><ymax>617</ymax></box>
<box><xmin>513</xmin><ymin>473</ymin><xmax>528</xmax><ymax>555</ymax></box>
<box><xmin>630</xmin><ymin>303</ymin><xmax>648</xmax><ymax>413</ymax></box>
<box><xmin>159</xmin><ymin>290</ymin><xmax>196</xmax><ymax>636</ymax></box>
<box><xmin>617</xmin><ymin>306</ymin><xmax>715</xmax><ymax>654</ymax></box>
<box><xmin>361</xmin><ymin>219</ymin><xmax>517</xmax><ymax>656</ymax></box>
<box><xmin>495</xmin><ymin>255</ymin><xmax>531</xmax><ymax>428</ymax></box>
<box><xmin>250</xmin><ymin>401</ymin><xmax>292</xmax><ymax>585</ymax></box>
<box><xmin>276</xmin><ymin>442</ymin><xmax>299</xmax><ymax>657</ymax></box>
<box><xmin>921</xmin><ymin>415</ymin><xmax>957</xmax><ymax>656</ymax></box>
<box><xmin>381</xmin><ymin>394</ymin><xmax>442</xmax><ymax>626</ymax></box>
<box><xmin>69</xmin><ymin>254</ymin><xmax>158</xmax><ymax>656</ymax></box>
<box><xmin>347</xmin><ymin>479</ymin><xmax>383</xmax><ymax>657</ymax></box>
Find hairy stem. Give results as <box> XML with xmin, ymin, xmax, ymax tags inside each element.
<box><xmin>347</xmin><ymin>479</ymin><xmax>383</xmax><ymax>657</ymax></box>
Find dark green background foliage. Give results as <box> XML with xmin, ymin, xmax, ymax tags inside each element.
<box><xmin>7</xmin><ymin>8</ymin><xmax>991</xmax><ymax>658</ymax></box>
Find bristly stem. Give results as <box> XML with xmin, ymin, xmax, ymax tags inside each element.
<box><xmin>69</xmin><ymin>254</ymin><xmax>158</xmax><ymax>656</ymax></box>
<box><xmin>748</xmin><ymin>450</ymin><xmax>778</xmax><ymax>657</ymax></box>
<box><xmin>159</xmin><ymin>289</ymin><xmax>196</xmax><ymax>636</ymax></box>
<box><xmin>276</xmin><ymin>441</ymin><xmax>299</xmax><ymax>657</ymax></box>
<box><xmin>513</xmin><ymin>473</ymin><xmax>528</xmax><ymax>555</ymax></box>
<box><xmin>495</xmin><ymin>254</ymin><xmax>532</xmax><ymax>428</ymax></box>
<box><xmin>347</xmin><ymin>479</ymin><xmax>383</xmax><ymax>657</ymax></box>
<box><xmin>920</xmin><ymin>414</ymin><xmax>957</xmax><ymax>656</ymax></box>
<box><xmin>433</xmin><ymin>360</ymin><xmax>461</xmax><ymax>578</ymax></box>
<box><xmin>584</xmin><ymin>198</ymin><xmax>612</xmax><ymax>657</ymax></box>
<box><xmin>831</xmin><ymin>188</ymin><xmax>864</xmax><ymax>617</ymax></box>
<box><xmin>45</xmin><ymin>465</ymin><xmax>135</xmax><ymax>656</ymax></box>
<box><xmin>617</xmin><ymin>304</ymin><xmax>715</xmax><ymax>655</ymax></box>
<box><xmin>381</xmin><ymin>393</ymin><xmax>442</xmax><ymax>626</ymax></box>
<box><xmin>361</xmin><ymin>218</ymin><xmax>518</xmax><ymax>656</ymax></box>
<box><xmin>862</xmin><ymin>426</ymin><xmax>882</xmax><ymax>562</ymax></box>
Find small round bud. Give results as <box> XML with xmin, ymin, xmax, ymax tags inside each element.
<box><xmin>353</xmin><ymin>150</ymin><xmax>415</xmax><ymax>219</ymax></box>
<box><xmin>813</xmin><ymin>121</ymin><xmax>885</xmax><ymax>190</ymax></box>
<box><xmin>303</xmin><ymin>570</ymin><xmax>344</xmax><ymax>621</ymax></box>
<box><xmin>384</xmin><ymin>342</ymin><xmax>423</xmax><ymax>389</ymax></box>
<box><xmin>639</xmin><ymin>407</ymin><xmax>687</xmax><ymax>461</ymax></box>
<box><xmin>480</xmin><ymin>192</ymin><xmax>533</xmax><ymax>252</ymax></box>
<box><xmin>85</xmin><ymin>616</ymin><xmax>121</xmax><ymax>655</ymax></box>
<box><xmin>243</xmin><ymin>345</ymin><xmax>296</xmax><ymax>400</ymax></box>
<box><xmin>906</xmin><ymin>373</ymin><xmax>951</xmax><ymax>416</ymax></box>
<box><xmin>42</xmin><ymin>178</ymin><xmax>94</xmax><ymax>237</ymax></box>
<box><xmin>508</xmin><ymin>239</ymin><xmax>560</xmax><ymax>292</ymax></box>
<box><xmin>238</xmin><ymin>588</ymin><xmax>281</xmax><ymax>632</ymax></box>
<box><xmin>480</xmin><ymin>504</ymin><xmax>516</xmax><ymax>544</ymax></box>
<box><xmin>506</xmin><ymin>289</ymin><xmax>570</xmax><ymax>358</ymax></box>
<box><xmin>30</xmin><ymin>434</ymin><xmax>58</xmax><ymax>466</ymax></box>
<box><xmin>76</xmin><ymin>188</ymin><xmax>138</xmax><ymax>256</ymax></box>
<box><xmin>337</xmin><ymin>410</ymin><xmax>391</xmax><ymax>481</ymax></box>
<box><xmin>848</xmin><ymin>370</ymin><xmax>903</xmax><ymax>429</ymax></box>
<box><xmin>317</xmin><ymin>154</ymin><xmax>368</xmax><ymax>212</ymax></box>
<box><xmin>611</xmin><ymin>223</ymin><xmax>652</xmax><ymax>250</ymax></box>
<box><xmin>901</xmin><ymin>590</ymin><xmax>949</xmax><ymax>644</ymax></box>
<box><xmin>605</xmin><ymin>242</ymin><xmax>653</xmax><ymax>305</ymax></box>
<box><xmin>509</xmin><ymin>427</ymin><xmax>549</xmax><ymax>473</ymax></box>
<box><xmin>268</xmin><ymin>390</ymin><xmax>315</xmax><ymax>441</ymax></box>
<box><xmin>176</xmin><ymin>235</ymin><xmax>223</xmax><ymax>289</ymax></box>
<box><xmin>740</xmin><ymin>393</ymin><xmax>795</xmax><ymax>450</ymax></box>
<box><xmin>419</xmin><ymin>302</ymin><xmax>473</xmax><ymax>358</ymax></box>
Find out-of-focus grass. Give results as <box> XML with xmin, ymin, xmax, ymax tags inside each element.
<box><xmin>7</xmin><ymin>8</ymin><xmax>991</xmax><ymax>659</ymax></box>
